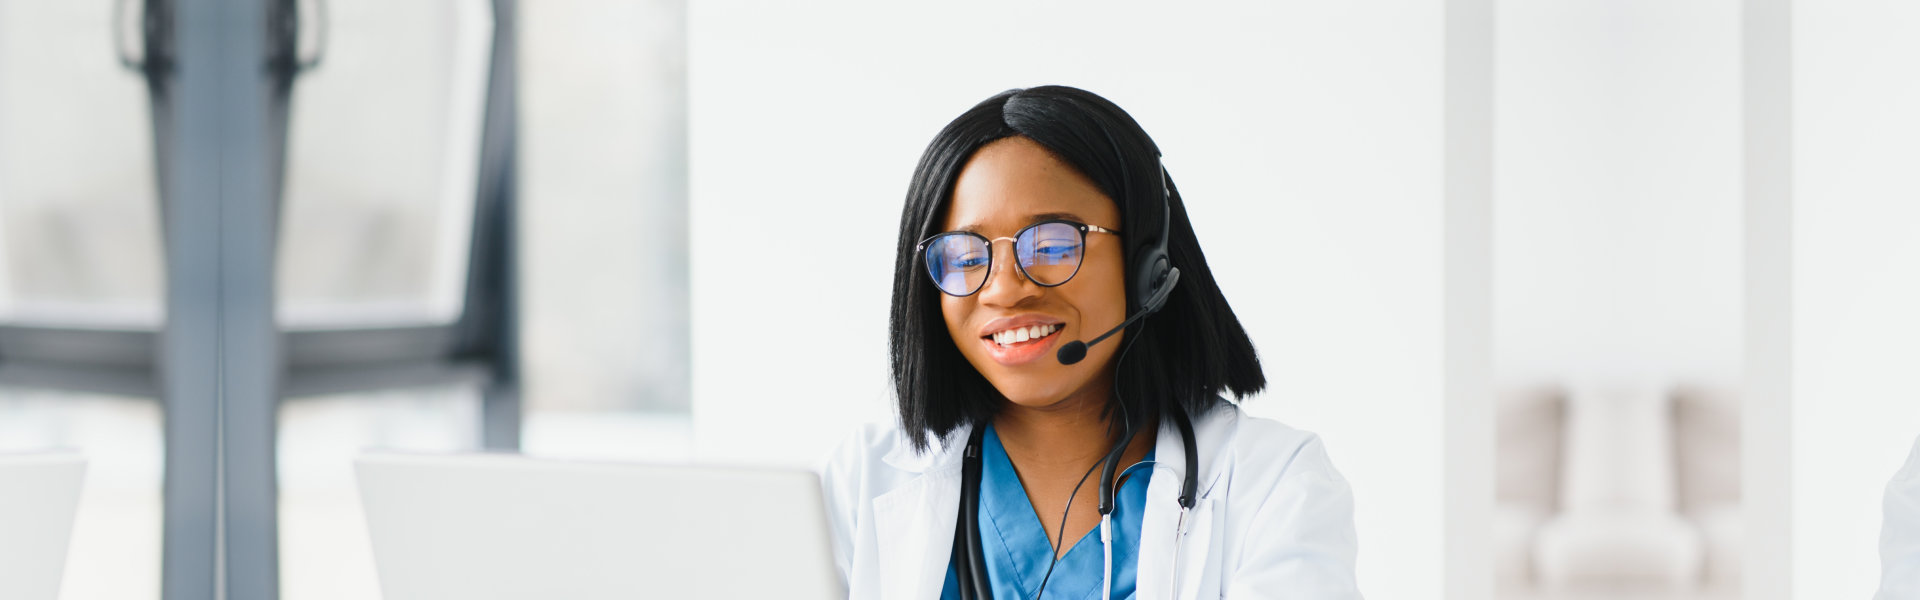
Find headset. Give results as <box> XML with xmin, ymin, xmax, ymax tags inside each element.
<box><xmin>950</xmin><ymin>150</ymin><xmax>1198</xmax><ymax>600</ymax></box>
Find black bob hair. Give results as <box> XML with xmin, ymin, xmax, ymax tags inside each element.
<box><xmin>889</xmin><ymin>85</ymin><xmax>1266</xmax><ymax>452</ymax></box>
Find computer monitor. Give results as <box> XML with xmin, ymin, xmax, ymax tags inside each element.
<box><xmin>356</xmin><ymin>452</ymin><xmax>842</xmax><ymax>600</ymax></box>
<box><xmin>0</xmin><ymin>453</ymin><xmax>86</xmax><ymax>600</ymax></box>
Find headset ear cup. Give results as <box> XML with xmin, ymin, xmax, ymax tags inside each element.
<box><xmin>1134</xmin><ymin>158</ymin><xmax>1180</xmax><ymax>316</ymax></box>
<box><xmin>1143</xmin><ymin>266</ymin><xmax>1180</xmax><ymax>314</ymax></box>
<box><xmin>1133</xmin><ymin>249</ymin><xmax>1178</xmax><ymax>315</ymax></box>
<box><xmin>1130</xmin><ymin>248</ymin><xmax>1157</xmax><ymax>313</ymax></box>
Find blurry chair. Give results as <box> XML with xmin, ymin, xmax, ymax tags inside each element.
<box><xmin>1670</xmin><ymin>386</ymin><xmax>1742</xmax><ymax>594</ymax></box>
<box><xmin>1535</xmin><ymin>385</ymin><xmax>1702</xmax><ymax>589</ymax></box>
<box><xmin>1495</xmin><ymin>383</ymin><xmax>1741</xmax><ymax>599</ymax></box>
<box><xmin>1495</xmin><ymin>385</ymin><xmax>1564</xmax><ymax>592</ymax></box>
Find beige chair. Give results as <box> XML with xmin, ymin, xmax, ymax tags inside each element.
<box><xmin>1495</xmin><ymin>384</ymin><xmax>1741</xmax><ymax>599</ymax></box>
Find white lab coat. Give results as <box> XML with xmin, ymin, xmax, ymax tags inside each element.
<box><xmin>1881</xmin><ymin>436</ymin><xmax>1920</xmax><ymax>600</ymax></box>
<box><xmin>818</xmin><ymin>401</ymin><xmax>1363</xmax><ymax>599</ymax></box>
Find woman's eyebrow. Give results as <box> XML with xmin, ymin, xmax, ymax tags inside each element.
<box><xmin>951</xmin><ymin>212</ymin><xmax>1087</xmax><ymax>234</ymax></box>
<box><xmin>1027</xmin><ymin>212</ymin><xmax>1084</xmax><ymax>223</ymax></box>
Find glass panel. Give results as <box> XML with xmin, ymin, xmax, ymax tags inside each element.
<box><xmin>277</xmin><ymin>0</ymin><xmax>494</xmax><ymax>328</ymax></box>
<box><xmin>0</xmin><ymin>1</ymin><xmax>163</xmax><ymax>328</ymax></box>
<box><xmin>0</xmin><ymin>389</ymin><xmax>161</xmax><ymax>600</ymax></box>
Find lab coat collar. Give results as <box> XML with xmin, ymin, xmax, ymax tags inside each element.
<box><xmin>870</xmin><ymin>424</ymin><xmax>969</xmax><ymax>599</ymax></box>
<box><xmin>879</xmin><ymin>422</ymin><xmax>972</xmax><ymax>473</ymax></box>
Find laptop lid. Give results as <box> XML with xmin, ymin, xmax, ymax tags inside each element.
<box><xmin>356</xmin><ymin>452</ymin><xmax>842</xmax><ymax>600</ymax></box>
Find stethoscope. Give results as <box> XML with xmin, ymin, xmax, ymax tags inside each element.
<box><xmin>951</xmin><ymin>406</ymin><xmax>1199</xmax><ymax>600</ymax></box>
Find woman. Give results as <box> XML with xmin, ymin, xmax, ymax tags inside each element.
<box><xmin>821</xmin><ymin>86</ymin><xmax>1362</xmax><ymax>599</ymax></box>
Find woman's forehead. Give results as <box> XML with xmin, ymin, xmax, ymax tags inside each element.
<box><xmin>942</xmin><ymin>137</ymin><xmax>1119</xmax><ymax>233</ymax></box>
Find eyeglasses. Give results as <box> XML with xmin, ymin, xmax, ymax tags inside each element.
<box><xmin>916</xmin><ymin>219</ymin><xmax>1120</xmax><ymax>297</ymax></box>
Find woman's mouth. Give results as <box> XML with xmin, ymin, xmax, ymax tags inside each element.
<box><xmin>979</xmin><ymin>323</ymin><xmax>1065</xmax><ymax>365</ymax></box>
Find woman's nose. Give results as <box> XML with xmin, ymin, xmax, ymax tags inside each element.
<box><xmin>975</xmin><ymin>243</ymin><xmax>1038</xmax><ymax>306</ymax></box>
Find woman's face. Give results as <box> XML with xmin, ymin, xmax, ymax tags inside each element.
<box><xmin>939</xmin><ymin>136</ymin><xmax>1128</xmax><ymax>409</ymax></box>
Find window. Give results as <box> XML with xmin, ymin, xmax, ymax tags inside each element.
<box><xmin>277</xmin><ymin>0</ymin><xmax>494</xmax><ymax>329</ymax></box>
<box><xmin>0</xmin><ymin>0</ymin><xmax>163</xmax><ymax>328</ymax></box>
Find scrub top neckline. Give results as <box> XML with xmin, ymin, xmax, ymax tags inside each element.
<box><xmin>978</xmin><ymin>423</ymin><xmax>1154</xmax><ymax>599</ymax></box>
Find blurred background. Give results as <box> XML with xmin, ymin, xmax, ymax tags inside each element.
<box><xmin>0</xmin><ymin>1</ymin><xmax>172</xmax><ymax>598</ymax></box>
<box><xmin>0</xmin><ymin>0</ymin><xmax>1883</xmax><ymax>599</ymax></box>
<box><xmin>3</xmin><ymin>0</ymin><xmax>1449</xmax><ymax>598</ymax></box>
<box><xmin>1</xmin><ymin>0</ymin><xmax>694</xmax><ymax>598</ymax></box>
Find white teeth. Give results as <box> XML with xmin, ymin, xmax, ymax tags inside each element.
<box><xmin>991</xmin><ymin>324</ymin><xmax>1058</xmax><ymax>347</ymax></box>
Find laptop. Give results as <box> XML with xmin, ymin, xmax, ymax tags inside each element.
<box><xmin>356</xmin><ymin>453</ymin><xmax>842</xmax><ymax>600</ymax></box>
<box><xmin>0</xmin><ymin>453</ymin><xmax>87</xmax><ymax>600</ymax></box>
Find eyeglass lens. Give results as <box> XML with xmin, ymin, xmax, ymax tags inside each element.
<box><xmin>924</xmin><ymin>222</ymin><xmax>1085</xmax><ymax>296</ymax></box>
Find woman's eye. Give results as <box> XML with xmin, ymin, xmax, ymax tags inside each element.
<box><xmin>1035</xmin><ymin>244</ymin><xmax>1077</xmax><ymax>258</ymax></box>
<box><xmin>951</xmin><ymin>254</ymin><xmax>988</xmax><ymax>270</ymax></box>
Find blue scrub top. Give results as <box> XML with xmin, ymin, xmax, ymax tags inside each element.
<box><xmin>942</xmin><ymin>425</ymin><xmax>1154</xmax><ymax>600</ymax></box>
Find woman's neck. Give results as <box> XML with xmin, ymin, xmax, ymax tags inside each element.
<box><xmin>989</xmin><ymin>381</ymin><xmax>1159</xmax><ymax>557</ymax></box>
<box><xmin>991</xmin><ymin>382</ymin><xmax>1155</xmax><ymax>475</ymax></box>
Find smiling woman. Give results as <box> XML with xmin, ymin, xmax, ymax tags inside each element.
<box><xmin>820</xmin><ymin>86</ymin><xmax>1362</xmax><ymax>600</ymax></box>
<box><xmin>933</xmin><ymin>138</ymin><xmax>1130</xmax><ymax>403</ymax></box>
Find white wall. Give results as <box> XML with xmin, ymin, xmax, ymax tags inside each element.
<box><xmin>1795</xmin><ymin>2</ymin><xmax>1920</xmax><ymax>596</ymax></box>
<box><xmin>520</xmin><ymin>0</ymin><xmax>690</xmax><ymax>411</ymax></box>
<box><xmin>1493</xmin><ymin>0</ymin><xmax>1743</xmax><ymax>392</ymax></box>
<box><xmin>687</xmin><ymin>2</ymin><xmax>1443</xmax><ymax>596</ymax></box>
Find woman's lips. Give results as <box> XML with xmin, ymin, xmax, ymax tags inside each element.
<box><xmin>980</xmin><ymin>326</ymin><xmax>1066</xmax><ymax>366</ymax></box>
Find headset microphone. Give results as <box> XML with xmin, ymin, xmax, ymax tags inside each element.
<box><xmin>1054</xmin><ymin>267</ymin><xmax>1180</xmax><ymax>365</ymax></box>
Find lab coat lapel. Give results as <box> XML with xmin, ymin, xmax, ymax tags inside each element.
<box><xmin>872</xmin><ymin>425</ymin><xmax>969</xmax><ymax>600</ymax></box>
<box><xmin>1137</xmin><ymin>495</ymin><xmax>1220</xmax><ymax>600</ymax></box>
<box><xmin>1136</xmin><ymin>405</ymin><xmax>1234</xmax><ymax>600</ymax></box>
<box><xmin>1173</xmin><ymin>498</ymin><xmax>1217</xmax><ymax>600</ymax></box>
<box><xmin>1136</xmin><ymin>437</ymin><xmax>1181</xmax><ymax>600</ymax></box>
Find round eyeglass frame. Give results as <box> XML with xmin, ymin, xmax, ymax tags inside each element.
<box><xmin>915</xmin><ymin>219</ymin><xmax>1121</xmax><ymax>297</ymax></box>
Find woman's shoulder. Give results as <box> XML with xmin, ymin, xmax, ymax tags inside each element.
<box><xmin>1201</xmin><ymin>402</ymin><xmax>1336</xmax><ymax>462</ymax></box>
<box><xmin>818</xmin><ymin>421</ymin><xmax>901</xmax><ymax>483</ymax></box>
<box><xmin>1204</xmin><ymin>402</ymin><xmax>1360</xmax><ymax>588</ymax></box>
<box><xmin>817</xmin><ymin>419</ymin><xmax>966</xmax><ymax>497</ymax></box>
<box><xmin>822</xmin><ymin>420</ymin><xmax>908</xmax><ymax>466</ymax></box>
<box><xmin>1201</xmin><ymin>403</ymin><xmax>1349</xmax><ymax>497</ymax></box>
<box><xmin>1213</xmin><ymin>404</ymin><xmax>1325</xmax><ymax>450</ymax></box>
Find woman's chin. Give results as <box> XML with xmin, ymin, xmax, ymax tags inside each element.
<box><xmin>992</xmin><ymin>385</ymin><xmax>1084</xmax><ymax>410</ymax></box>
